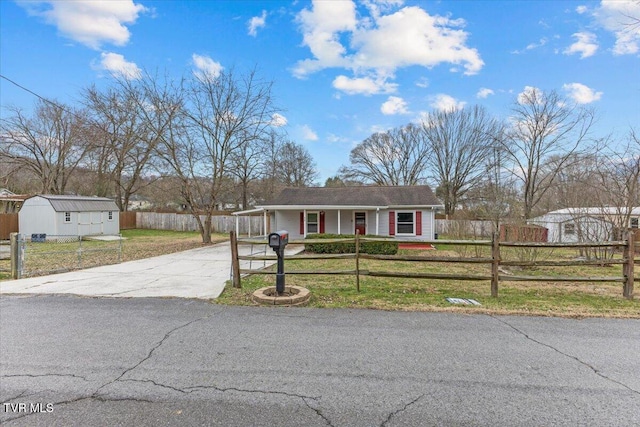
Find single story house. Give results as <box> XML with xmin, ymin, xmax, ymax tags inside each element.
<box><xmin>19</xmin><ymin>195</ymin><xmax>120</xmax><ymax>238</ymax></box>
<box><xmin>528</xmin><ymin>208</ymin><xmax>619</xmax><ymax>243</ymax></box>
<box><xmin>235</xmin><ymin>185</ymin><xmax>443</xmax><ymax>240</ymax></box>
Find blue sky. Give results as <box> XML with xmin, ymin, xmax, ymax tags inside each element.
<box><xmin>1</xmin><ymin>0</ymin><xmax>639</xmax><ymax>183</ymax></box>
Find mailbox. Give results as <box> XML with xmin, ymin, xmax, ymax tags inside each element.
<box><xmin>269</xmin><ymin>231</ymin><xmax>288</xmax><ymax>250</ymax></box>
<box><xmin>268</xmin><ymin>230</ymin><xmax>288</xmax><ymax>294</ymax></box>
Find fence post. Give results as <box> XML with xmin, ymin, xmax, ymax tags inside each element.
<box><xmin>355</xmin><ymin>230</ymin><xmax>360</xmax><ymax>292</ymax></box>
<box><xmin>10</xmin><ymin>233</ymin><xmax>20</xmax><ymax>279</ymax></box>
<box><xmin>623</xmin><ymin>231</ymin><xmax>634</xmax><ymax>299</ymax></box>
<box><xmin>230</xmin><ymin>231</ymin><xmax>241</xmax><ymax>288</ymax></box>
<box><xmin>491</xmin><ymin>232</ymin><xmax>500</xmax><ymax>297</ymax></box>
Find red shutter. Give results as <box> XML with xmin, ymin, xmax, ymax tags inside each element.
<box><xmin>300</xmin><ymin>212</ymin><xmax>304</xmax><ymax>235</ymax></box>
<box><xmin>320</xmin><ymin>211</ymin><xmax>325</xmax><ymax>234</ymax></box>
<box><xmin>416</xmin><ymin>211</ymin><xmax>422</xmax><ymax>236</ymax></box>
<box><xmin>389</xmin><ymin>211</ymin><xmax>395</xmax><ymax>236</ymax></box>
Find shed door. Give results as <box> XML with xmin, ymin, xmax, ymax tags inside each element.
<box><xmin>78</xmin><ymin>212</ymin><xmax>91</xmax><ymax>236</ymax></box>
<box><xmin>91</xmin><ymin>212</ymin><xmax>103</xmax><ymax>234</ymax></box>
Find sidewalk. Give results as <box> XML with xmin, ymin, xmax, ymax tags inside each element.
<box><xmin>0</xmin><ymin>242</ymin><xmax>302</xmax><ymax>299</ymax></box>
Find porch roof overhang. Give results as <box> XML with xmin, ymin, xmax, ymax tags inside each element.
<box><xmin>256</xmin><ymin>204</ymin><xmax>444</xmax><ymax>211</ymax></box>
<box><xmin>257</xmin><ymin>205</ymin><xmax>384</xmax><ymax>211</ymax></box>
<box><xmin>231</xmin><ymin>207</ymin><xmax>265</xmax><ymax>216</ymax></box>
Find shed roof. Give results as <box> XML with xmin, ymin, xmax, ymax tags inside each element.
<box><xmin>29</xmin><ymin>195</ymin><xmax>119</xmax><ymax>212</ymax></box>
<box><xmin>260</xmin><ymin>185</ymin><xmax>442</xmax><ymax>208</ymax></box>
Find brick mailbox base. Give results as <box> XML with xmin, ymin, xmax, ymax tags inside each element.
<box><xmin>252</xmin><ymin>286</ymin><xmax>310</xmax><ymax>306</ymax></box>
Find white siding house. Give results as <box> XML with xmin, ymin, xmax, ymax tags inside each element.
<box><xmin>528</xmin><ymin>208</ymin><xmax>624</xmax><ymax>242</ymax></box>
<box><xmin>234</xmin><ymin>186</ymin><xmax>443</xmax><ymax>240</ymax></box>
<box><xmin>19</xmin><ymin>195</ymin><xmax>120</xmax><ymax>238</ymax></box>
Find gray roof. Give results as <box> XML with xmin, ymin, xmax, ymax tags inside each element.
<box><xmin>261</xmin><ymin>186</ymin><xmax>442</xmax><ymax>208</ymax></box>
<box><xmin>32</xmin><ymin>195</ymin><xmax>119</xmax><ymax>212</ymax></box>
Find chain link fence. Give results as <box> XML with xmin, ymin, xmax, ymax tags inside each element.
<box><xmin>13</xmin><ymin>234</ymin><xmax>123</xmax><ymax>278</ymax></box>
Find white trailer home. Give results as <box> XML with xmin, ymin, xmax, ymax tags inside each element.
<box><xmin>19</xmin><ymin>195</ymin><xmax>120</xmax><ymax>238</ymax></box>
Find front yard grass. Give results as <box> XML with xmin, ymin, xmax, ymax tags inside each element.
<box><xmin>217</xmin><ymin>244</ymin><xmax>640</xmax><ymax>318</ymax></box>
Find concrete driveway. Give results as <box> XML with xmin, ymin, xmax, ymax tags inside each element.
<box><xmin>0</xmin><ymin>242</ymin><xmax>302</xmax><ymax>299</ymax></box>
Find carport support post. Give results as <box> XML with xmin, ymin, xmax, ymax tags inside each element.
<box><xmin>10</xmin><ymin>233</ymin><xmax>20</xmax><ymax>280</ymax></box>
<box><xmin>230</xmin><ymin>231</ymin><xmax>241</xmax><ymax>288</ymax></box>
<box><xmin>355</xmin><ymin>230</ymin><xmax>360</xmax><ymax>292</ymax></box>
<box><xmin>491</xmin><ymin>232</ymin><xmax>500</xmax><ymax>298</ymax></box>
<box><xmin>623</xmin><ymin>231</ymin><xmax>634</xmax><ymax>299</ymax></box>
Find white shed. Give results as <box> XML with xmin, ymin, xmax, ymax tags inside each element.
<box><xmin>19</xmin><ymin>195</ymin><xmax>120</xmax><ymax>238</ymax></box>
<box><xmin>528</xmin><ymin>209</ymin><xmax>614</xmax><ymax>243</ymax></box>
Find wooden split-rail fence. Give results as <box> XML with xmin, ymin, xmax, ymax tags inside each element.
<box><xmin>229</xmin><ymin>231</ymin><xmax>637</xmax><ymax>299</ymax></box>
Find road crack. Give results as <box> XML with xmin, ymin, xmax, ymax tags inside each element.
<box><xmin>302</xmin><ymin>397</ymin><xmax>334</xmax><ymax>426</ymax></box>
<box><xmin>94</xmin><ymin>313</ymin><xmax>213</xmax><ymax>395</ymax></box>
<box><xmin>492</xmin><ymin>316</ymin><xmax>640</xmax><ymax>395</ymax></box>
<box><xmin>2</xmin><ymin>373</ymin><xmax>88</xmax><ymax>381</ymax></box>
<box><xmin>380</xmin><ymin>394</ymin><xmax>424</xmax><ymax>426</ymax></box>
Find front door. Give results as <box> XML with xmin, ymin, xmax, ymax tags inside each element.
<box><xmin>354</xmin><ymin>212</ymin><xmax>366</xmax><ymax>236</ymax></box>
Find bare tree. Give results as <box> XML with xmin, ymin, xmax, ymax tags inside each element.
<box><xmin>339</xmin><ymin>124</ymin><xmax>429</xmax><ymax>185</ymax></box>
<box><xmin>278</xmin><ymin>140</ymin><xmax>318</xmax><ymax>187</ymax></box>
<box><xmin>0</xmin><ymin>99</ymin><xmax>91</xmax><ymax>194</ymax></box>
<box><xmin>83</xmin><ymin>77</ymin><xmax>166</xmax><ymax>211</ymax></box>
<box><xmin>420</xmin><ymin>105</ymin><xmax>503</xmax><ymax>216</ymax></box>
<box><xmin>592</xmin><ymin>129</ymin><xmax>640</xmax><ymax>234</ymax></box>
<box><xmin>155</xmin><ymin>67</ymin><xmax>277</xmax><ymax>243</ymax></box>
<box><xmin>500</xmin><ymin>88</ymin><xmax>595</xmax><ymax>219</ymax></box>
<box><xmin>228</xmin><ymin>133</ymin><xmax>267</xmax><ymax>209</ymax></box>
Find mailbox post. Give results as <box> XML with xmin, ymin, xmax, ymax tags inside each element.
<box><xmin>268</xmin><ymin>230</ymin><xmax>289</xmax><ymax>295</ymax></box>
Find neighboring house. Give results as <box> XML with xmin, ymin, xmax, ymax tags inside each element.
<box><xmin>244</xmin><ymin>185</ymin><xmax>443</xmax><ymax>240</ymax></box>
<box><xmin>527</xmin><ymin>207</ymin><xmax>640</xmax><ymax>242</ymax></box>
<box><xmin>19</xmin><ymin>195</ymin><xmax>120</xmax><ymax>238</ymax></box>
<box><xmin>0</xmin><ymin>189</ymin><xmax>28</xmax><ymax>213</ymax></box>
<box><xmin>127</xmin><ymin>195</ymin><xmax>153</xmax><ymax>211</ymax></box>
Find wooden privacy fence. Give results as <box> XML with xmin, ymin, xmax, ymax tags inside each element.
<box><xmin>0</xmin><ymin>214</ymin><xmax>19</xmax><ymax>240</ymax></box>
<box><xmin>230</xmin><ymin>231</ymin><xmax>637</xmax><ymax>299</ymax></box>
<box><xmin>119</xmin><ymin>211</ymin><xmax>137</xmax><ymax>229</ymax></box>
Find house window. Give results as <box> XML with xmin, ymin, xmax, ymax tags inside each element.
<box><xmin>307</xmin><ymin>212</ymin><xmax>319</xmax><ymax>233</ymax></box>
<box><xmin>64</xmin><ymin>212</ymin><xmax>71</xmax><ymax>223</ymax></box>
<box><xmin>108</xmin><ymin>211</ymin><xmax>113</xmax><ymax>221</ymax></box>
<box><xmin>631</xmin><ymin>218</ymin><xmax>639</xmax><ymax>229</ymax></box>
<box><xmin>564</xmin><ymin>223</ymin><xmax>575</xmax><ymax>235</ymax></box>
<box><xmin>396</xmin><ymin>211</ymin><xmax>415</xmax><ymax>235</ymax></box>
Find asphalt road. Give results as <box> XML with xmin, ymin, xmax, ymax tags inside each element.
<box><xmin>1</xmin><ymin>296</ymin><xmax>639</xmax><ymax>426</ymax></box>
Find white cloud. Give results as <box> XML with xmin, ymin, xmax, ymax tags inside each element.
<box><xmin>94</xmin><ymin>52</ymin><xmax>141</xmax><ymax>79</ymax></box>
<box><xmin>192</xmin><ymin>54</ymin><xmax>223</xmax><ymax>81</ymax></box>
<box><xmin>270</xmin><ymin>113</ymin><xmax>288</xmax><ymax>127</ymax></box>
<box><xmin>415</xmin><ymin>77</ymin><xmax>429</xmax><ymax>88</ymax></box>
<box><xmin>563</xmin><ymin>82</ymin><xmax>603</xmax><ymax>104</ymax></box>
<box><xmin>20</xmin><ymin>0</ymin><xmax>147</xmax><ymax>50</ymax></box>
<box><xmin>430</xmin><ymin>94</ymin><xmax>466</xmax><ymax>112</ymax></box>
<box><xmin>302</xmin><ymin>124</ymin><xmax>318</xmax><ymax>141</ymax></box>
<box><xmin>526</xmin><ymin>37</ymin><xmax>548</xmax><ymax>50</ymax></box>
<box><xmin>564</xmin><ymin>32</ymin><xmax>598</xmax><ymax>58</ymax></box>
<box><xmin>332</xmin><ymin>75</ymin><xmax>397</xmax><ymax>95</ymax></box>
<box><xmin>576</xmin><ymin>5</ymin><xmax>589</xmax><ymax>14</ymax></box>
<box><xmin>592</xmin><ymin>0</ymin><xmax>640</xmax><ymax>55</ymax></box>
<box><xmin>517</xmin><ymin>86</ymin><xmax>544</xmax><ymax>105</ymax></box>
<box><xmin>248</xmin><ymin>10</ymin><xmax>267</xmax><ymax>37</ymax></box>
<box><xmin>476</xmin><ymin>88</ymin><xmax>495</xmax><ymax>99</ymax></box>
<box><xmin>380</xmin><ymin>96</ymin><xmax>409</xmax><ymax>115</ymax></box>
<box><xmin>294</xmin><ymin>1</ymin><xmax>483</xmax><ymax>94</ymax></box>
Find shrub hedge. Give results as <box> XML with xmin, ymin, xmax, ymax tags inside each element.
<box><xmin>304</xmin><ymin>233</ymin><xmax>398</xmax><ymax>255</ymax></box>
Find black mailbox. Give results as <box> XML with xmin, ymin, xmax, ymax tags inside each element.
<box><xmin>269</xmin><ymin>231</ymin><xmax>288</xmax><ymax>250</ymax></box>
<box><xmin>268</xmin><ymin>230</ymin><xmax>288</xmax><ymax>294</ymax></box>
